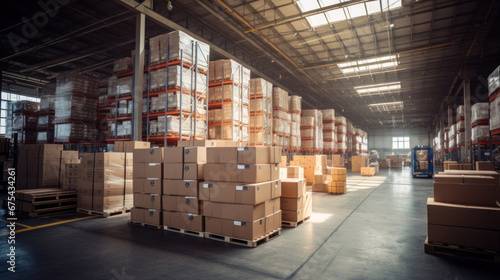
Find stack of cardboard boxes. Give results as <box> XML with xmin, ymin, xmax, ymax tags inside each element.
<box><xmin>321</xmin><ymin>109</ymin><xmax>335</xmax><ymax>151</ymax></box>
<box><xmin>351</xmin><ymin>155</ymin><xmax>368</xmax><ymax>172</ymax></box>
<box><xmin>131</xmin><ymin>148</ymin><xmax>164</xmax><ymax>227</ymax></box>
<box><xmin>289</xmin><ymin>95</ymin><xmax>302</xmax><ymax>149</ymax></box>
<box><xmin>202</xmin><ymin>147</ymin><xmax>282</xmax><ymax>242</ymax></box>
<box><xmin>17</xmin><ymin>144</ymin><xmax>78</xmax><ymax>189</ymax></box>
<box><xmin>447</xmin><ymin>162</ymin><xmax>472</xmax><ymax>170</ymax></box>
<box><xmin>163</xmin><ymin>146</ymin><xmax>206</xmax><ymax>232</ymax></box>
<box><xmin>78</xmin><ymin>152</ymin><xmax>133</xmax><ymax>213</ymax></box>
<box><xmin>61</xmin><ymin>157</ymin><xmax>81</xmax><ymax>190</ymax></box>
<box><xmin>281</xmin><ymin>178</ymin><xmax>312</xmax><ymax>225</ymax></box>
<box><xmin>249</xmin><ymin>78</ymin><xmax>273</xmax><ymax>146</ymax></box>
<box><xmin>442</xmin><ymin>161</ymin><xmax>457</xmax><ymax>170</ymax></box>
<box><xmin>360</xmin><ymin>167</ymin><xmax>376</xmax><ymax>176</ymax></box>
<box><xmin>291</xmin><ymin>155</ymin><xmax>327</xmax><ymax>186</ymax></box>
<box><xmin>386</xmin><ymin>155</ymin><xmax>403</xmax><ymax>168</ymax></box>
<box><xmin>272</xmin><ymin>87</ymin><xmax>289</xmax><ymax>148</ymax></box>
<box><xmin>330</xmin><ymin>154</ymin><xmax>344</xmax><ymax>168</ymax></box>
<box><xmin>426</xmin><ymin>171</ymin><xmax>500</xmax><ymax>252</ymax></box>
<box><xmin>328</xmin><ymin>167</ymin><xmax>347</xmax><ymax>194</ymax></box>
<box><xmin>475</xmin><ymin>161</ymin><xmax>494</xmax><ymax>170</ymax></box>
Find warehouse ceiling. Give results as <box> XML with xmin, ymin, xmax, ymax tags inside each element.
<box><xmin>1</xmin><ymin>0</ymin><xmax>500</xmax><ymax>130</ymax></box>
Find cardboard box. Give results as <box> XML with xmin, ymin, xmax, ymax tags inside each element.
<box><xmin>287</xmin><ymin>166</ymin><xmax>304</xmax><ymax>179</ymax></box>
<box><xmin>93</xmin><ymin>195</ymin><xmax>126</xmax><ymax>212</ymax></box>
<box><xmin>439</xmin><ymin>170</ymin><xmax>500</xmax><ymax>186</ymax></box>
<box><xmin>176</xmin><ymin>140</ymin><xmax>237</xmax><ymax>147</ymax></box>
<box><xmin>270</xmin><ymin>179</ymin><xmax>281</xmax><ymax>199</ymax></box>
<box><xmin>203</xmin><ymin>201</ymin><xmax>266</xmax><ymax>222</ymax></box>
<box><xmin>164</xmin><ymin>147</ymin><xmax>184</xmax><ymax>163</ymax></box>
<box><xmin>133</xmin><ymin>148</ymin><xmax>163</xmax><ymax>163</ymax></box>
<box><xmin>163</xmin><ymin>179</ymin><xmax>198</xmax><ymax>196</ymax></box>
<box><xmin>163</xmin><ymin>211</ymin><xmax>204</xmax><ymax>232</ymax></box>
<box><xmin>133</xmin><ymin>178</ymin><xmax>162</xmax><ymax>194</ymax></box>
<box><xmin>266</xmin><ymin>210</ymin><xmax>282</xmax><ymax>233</ymax></box>
<box><xmin>124</xmin><ymin>141</ymin><xmax>150</xmax><ymax>152</ymax></box>
<box><xmin>164</xmin><ymin>163</ymin><xmax>184</xmax><ymax>180</ymax></box>
<box><xmin>134</xmin><ymin>163</ymin><xmax>162</xmax><ymax>179</ymax></box>
<box><xmin>281</xmin><ymin>179</ymin><xmax>306</xmax><ymax>198</ymax></box>
<box><xmin>332</xmin><ymin>154</ymin><xmax>343</xmax><ymax>167</ymax></box>
<box><xmin>427</xmin><ymin>198</ymin><xmax>500</xmax><ymax>231</ymax></box>
<box><xmin>183</xmin><ymin>163</ymin><xmax>205</xmax><ymax>180</ymax></box>
<box><xmin>199</xmin><ymin>180</ymin><xmax>276</xmax><ymax>204</ymax></box>
<box><xmin>237</xmin><ymin>147</ymin><xmax>281</xmax><ymax>164</ymax></box>
<box><xmin>183</xmin><ymin>147</ymin><xmax>207</xmax><ymax>163</ymax></box>
<box><xmin>280</xmin><ymin>168</ymin><xmax>288</xmax><ymax>180</ymax></box>
<box><xmin>205</xmin><ymin>164</ymin><xmax>272</xmax><ymax>183</ymax></box>
<box><xmin>476</xmin><ymin>161</ymin><xmax>495</xmax><ymax>171</ymax></box>
<box><xmin>114</xmin><ymin>141</ymin><xmax>124</xmax><ymax>152</ymax></box>
<box><xmin>282</xmin><ymin>209</ymin><xmax>304</xmax><ymax>222</ymax></box>
<box><xmin>205</xmin><ymin>216</ymin><xmax>266</xmax><ymax>240</ymax></box>
<box><xmin>134</xmin><ymin>193</ymin><xmax>162</xmax><ymax>210</ymax></box>
<box><xmin>281</xmin><ymin>156</ymin><xmax>287</xmax><ymax>168</ymax></box>
<box><xmin>443</xmin><ymin>161</ymin><xmax>457</xmax><ymax>170</ymax></box>
<box><xmin>312</xmin><ymin>183</ymin><xmax>327</xmax><ymax>192</ymax></box>
<box><xmin>77</xmin><ymin>195</ymin><xmax>93</xmax><ymax>210</ymax></box>
<box><xmin>361</xmin><ymin>167</ymin><xmax>376</xmax><ymax>176</ymax></box>
<box><xmin>163</xmin><ymin>195</ymin><xmax>200</xmax><ymax>214</ymax></box>
<box><xmin>204</xmin><ymin>164</ymin><xmax>238</xmax><ymax>182</ymax></box>
<box><xmin>281</xmin><ymin>196</ymin><xmax>304</xmax><ymax>211</ymax></box>
<box><xmin>270</xmin><ymin>164</ymin><xmax>280</xmax><ymax>181</ymax></box>
<box><xmin>433</xmin><ymin>181</ymin><xmax>500</xmax><ymax>207</ymax></box>
<box><xmin>207</xmin><ymin>147</ymin><xmax>238</xmax><ymax>164</ymax></box>
<box><xmin>427</xmin><ymin>224</ymin><xmax>500</xmax><ymax>251</ymax></box>
<box><xmin>351</xmin><ymin>155</ymin><xmax>367</xmax><ymax>172</ymax></box>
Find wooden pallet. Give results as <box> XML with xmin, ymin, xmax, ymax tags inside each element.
<box><xmin>163</xmin><ymin>226</ymin><xmax>204</xmax><ymax>237</ymax></box>
<box><xmin>282</xmin><ymin>215</ymin><xmax>311</xmax><ymax>228</ymax></box>
<box><xmin>204</xmin><ymin>228</ymin><xmax>281</xmax><ymax>247</ymax></box>
<box><xmin>424</xmin><ymin>237</ymin><xmax>500</xmax><ymax>263</ymax></box>
<box><xmin>128</xmin><ymin>220</ymin><xmax>162</xmax><ymax>230</ymax></box>
<box><xmin>77</xmin><ymin>208</ymin><xmax>130</xmax><ymax>218</ymax></box>
<box><xmin>15</xmin><ymin>189</ymin><xmax>77</xmax><ymax>217</ymax></box>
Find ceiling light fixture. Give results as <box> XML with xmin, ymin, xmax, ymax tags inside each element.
<box><xmin>338</xmin><ymin>54</ymin><xmax>399</xmax><ymax>76</ymax></box>
<box><xmin>355</xmin><ymin>81</ymin><xmax>401</xmax><ymax>96</ymax></box>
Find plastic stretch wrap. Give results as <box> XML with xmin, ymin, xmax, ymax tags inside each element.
<box><xmin>449</xmin><ymin>137</ymin><xmax>456</xmax><ymax>148</ymax></box>
<box><xmin>13</xmin><ymin>101</ymin><xmax>39</xmax><ymax>113</ymax></box>
<box><xmin>250</xmin><ymin>78</ymin><xmax>272</xmax><ymax>98</ymax></box>
<box><xmin>55</xmin><ymin>95</ymin><xmax>97</xmax><ymax>122</ymax></box>
<box><xmin>284</xmin><ymin>122</ymin><xmax>291</xmax><ymax>135</ymax></box>
<box><xmin>491</xmin><ymin>97</ymin><xmax>500</xmax><ymax>131</ymax></box>
<box><xmin>273</xmin><ymin>109</ymin><xmax>288</xmax><ymax>121</ymax></box>
<box><xmin>250</xmin><ymin>99</ymin><xmax>271</xmax><ymax>114</ymax></box>
<box><xmin>150</xmin><ymin>92</ymin><xmax>195</xmax><ymax>112</ymax></box>
<box><xmin>301</xmin><ymin>117</ymin><xmax>315</xmax><ymax>127</ymax></box>
<box><xmin>471</xmin><ymin>125</ymin><xmax>489</xmax><ymax>141</ymax></box>
<box><xmin>284</xmin><ymin>112</ymin><xmax>291</xmax><ymax>123</ymax></box>
<box><xmin>321</xmin><ymin>109</ymin><xmax>335</xmax><ymax>121</ymax></box>
<box><xmin>36</xmin><ymin>131</ymin><xmax>54</xmax><ymax>143</ymax></box>
<box><xmin>456</xmin><ymin>105</ymin><xmax>464</xmax><ymax>119</ymax></box>
<box><xmin>456</xmin><ymin>120</ymin><xmax>465</xmax><ymax>131</ymax></box>
<box><xmin>337</xmin><ymin>134</ymin><xmax>347</xmax><ymax>143</ymax></box>
<box><xmin>241</xmin><ymin>106</ymin><xmax>249</xmax><ymax>125</ymax></box>
<box><xmin>291</xmin><ymin>113</ymin><xmax>300</xmax><ymax>123</ymax></box>
<box><xmin>283</xmin><ymin>136</ymin><xmax>290</xmax><ymax>148</ymax></box>
<box><xmin>250</xmin><ymin>115</ymin><xmax>269</xmax><ymax>129</ymax></box>
<box><xmin>209</xmin><ymin>59</ymin><xmax>242</xmax><ymax>84</ymax></box>
<box><xmin>471</xmin><ymin>102</ymin><xmax>489</xmax><ymax>123</ymax></box>
<box><xmin>323</xmin><ymin>123</ymin><xmax>335</xmax><ymax>130</ymax></box>
<box><xmin>13</xmin><ymin>115</ymin><xmax>37</xmax><ymax>130</ymax></box>
<box><xmin>150</xmin><ymin>66</ymin><xmax>192</xmax><ymax>92</ymax></box>
<box><xmin>56</xmin><ymin>73</ymin><xmax>98</xmax><ymax>96</ymax></box>
<box><xmin>209</xmin><ymin>125</ymin><xmax>239</xmax><ymax>140</ymax></box>
<box><xmin>289</xmin><ymin>95</ymin><xmax>302</xmax><ymax>112</ymax></box>
<box><xmin>113</xmin><ymin>57</ymin><xmax>132</xmax><ymax>74</ymax></box>
<box><xmin>209</xmin><ymin>84</ymin><xmax>241</xmax><ymax>103</ymax></box>
<box><xmin>272</xmin><ymin>88</ymin><xmax>289</xmax><ymax>111</ymax></box>
<box><xmin>273</xmin><ymin>134</ymin><xmax>283</xmax><ymax>146</ymax></box>
<box><xmin>273</xmin><ymin>119</ymin><xmax>284</xmax><ymax>134</ymax></box>
<box><xmin>149</xmin><ymin>33</ymin><xmax>168</xmax><ymax>64</ymax></box>
<box><xmin>290</xmin><ymin>136</ymin><xmax>300</xmax><ymax>149</ymax></box>
<box><xmin>37</xmin><ymin>115</ymin><xmax>54</xmax><ymax>127</ymax></box>
<box><xmin>301</xmin><ymin>139</ymin><xmax>319</xmax><ymax>150</ymax></box>
<box><xmin>301</xmin><ymin>128</ymin><xmax>314</xmax><ymax>138</ymax></box>
<box><xmin>346</xmin><ymin>122</ymin><xmax>354</xmax><ymax>134</ymax></box>
<box><xmin>448</xmin><ymin>124</ymin><xmax>456</xmax><ymax>138</ymax></box>
<box><xmin>40</xmin><ymin>95</ymin><xmax>55</xmax><ymax>111</ymax></box>
<box><xmin>323</xmin><ymin>141</ymin><xmax>334</xmax><ymax>150</ymax></box>
<box><xmin>323</xmin><ymin>131</ymin><xmax>335</xmax><ymax>140</ymax></box>
<box><xmin>488</xmin><ymin>65</ymin><xmax>500</xmax><ymax>96</ymax></box>
<box><xmin>335</xmin><ymin>116</ymin><xmax>346</xmax><ymax>125</ymax></box>
<box><xmin>302</xmin><ymin>109</ymin><xmax>320</xmax><ymax>121</ymax></box>
<box><xmin>55</xmin><ymin>123</ymin><xmax>97</xmax><ymax>141</ymax></box>
<box><xmin>149</xmin><ymin>31</ymin><xmax>209</xmax><ymax>69</ymax></box>
<box><xmin>335</xmin><ymin>142</ymin><xmax>347</xmax><ymax>150</ymax></box>
<box><xmin>456</xmin><ymin>130</ymin><xmax>465</xmax><ymax>144</ymax></box>
<box><xmin>250</xmin><ymin>131</ymin><xmax>267</xmax><ymax>146</ymax></box>
<box><xmin>291</xmin><ymin>122</ymin><xmax>300</xmax><ymax>137</ymax></box>
<box><xmin>336</xmin><ymin>125</ymin><xmax>347</xmax><ymax>134</ymax></box>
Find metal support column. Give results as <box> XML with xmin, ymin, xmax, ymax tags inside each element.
<box><xmin>133</xmin><ymin>13</ymin><xmax>145</xmax><ymax>141</ymax></box>
<box><xmin>463</xmin><ymin>79</ymin><xmax>471</xmax><ymax>162</ymax></box>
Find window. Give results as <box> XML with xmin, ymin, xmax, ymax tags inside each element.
<box><xmin>0</xmin><ymin>91</ymin><xmax>41</xmax><ymax>136</ymax></box>
<box><xmin>392</xmin><ymin>137</ymin><xmax>409</xmax><ymax>149</ymax></box>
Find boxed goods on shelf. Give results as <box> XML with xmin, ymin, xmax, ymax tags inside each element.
<box><xmin>113</xmin><ymin>57</ymin><xmax>132</xmax><ymax>74</ymax></box>
<box><xmin>55</xmin><ymin>123</ymin><xmax>97</xmax><ymax>142</ymax></box>
<box><xmin>40</xmin><ymin>95</ymin><xmax>55</xmax><ymax>111</ymax></box>
<box><xmin>273</xmin><ymin>87</ymin><xmax>289</xmax><ymax>111</ymax></box>
<box><xmin>489</xmin><ymin>96</ymin><xmax>500</xmax><ymax>131</ymax></box>
<box><xmin>12</xmin><ymin>100</ymin><xmax>40</xmax><ymax>113</ymax></box>
<box><xmin>471</xmin><ymin>102</ymin><xmax>489</xmax><ymax>123</ymax></box>
<box><xmin>456</xmin><ymin>105</ymin><xmax>464</xmax><ymax>119</ymax></box>
<box><xmin>488</xmin><ymin>65</ymin><xmax>500</xmax><ymax>96</ymax></box>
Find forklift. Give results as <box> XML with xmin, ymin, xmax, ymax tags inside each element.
<box><xmin>411</xmin><ymin>146</ymin><xmax>434</xmax><ymax>178</ymax></box>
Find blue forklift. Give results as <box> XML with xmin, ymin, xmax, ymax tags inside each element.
<box><xmin>411</xmin><ymin>146</ymin><xmax>434</xmax><ymax>178</ymax></box>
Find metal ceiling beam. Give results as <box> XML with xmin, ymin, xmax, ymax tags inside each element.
<box><xmin>245</xmin><ymin>0</ymin><xmax>372</xmax><ymax>33</ymax></box>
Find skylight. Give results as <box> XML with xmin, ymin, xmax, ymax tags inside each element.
<box><xmin>368</xmin><ymin>101</ymin><xmax>404</xmax><ymax>111</ymax></box>
<box><xmin>355</xmin><ymin>81</ymin><xmax>401</xmax><ymax>96</ymax></box>
<box><xmin>338</xmin><ymin>55</ymin><xmax>399</xmax><ymax>75</ymax></box>
<box><xmin>297</xmin><ymin>0</ymin><xmax>402</xmax><ymax>28</ymax></box>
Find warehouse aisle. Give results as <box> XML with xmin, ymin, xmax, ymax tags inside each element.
<box><xmin>1</xmin><ymin>168</ymin><xmax>499</xmax><ymax>280</ymax></box>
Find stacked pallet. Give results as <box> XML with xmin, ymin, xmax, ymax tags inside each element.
<box><xmin>8</xmin><ymin>100</ymin><xmax>39</xmax><ymax>144</ymax></box>
<box><xmin>351</xmin><ymin>155</ymin><xmax>368</xmax><ymax>172</ymax></box>
<box><xmin>162</xmin><ymin>146</ymin><xmax>206</xmax><ymax>234</ymax></box>
<box><xmin>289</xmin><ymin>95</ymin><xmax>302</xmax><ymax>150</ymax></box>
<box><xmin>335</xmin><ymin>116</ymin><xmax>347</xmax><ymax>152</ymax></box>
<box><xmin>15</xmin><ymin>188</ymin><xmax>77</xmax><ymax>217</ymax></box>
<box><xmin>489</xmin><ymin>66</ymin><xmax>500</xmax><ymax>134</ymax></box>
<box><xmin>37</xmin><ymin>95</ymin><xmax>55</xmax><ymax>143</ymax></box>
<box><xmin>130</xmin><ymin>147</ymin><xmax>164</xmax><ymax>227</ymax></box>
<box><xmin>346</xmin><ymin>121</ymin><xmax>354</xmax><ymax>154</ymax></box>
<box><xmin>327</xmin><ymin>168</ymin><xmax>347</xmax><ymax>194</ymax></box>
<box><xmin>426</xmin><ymin>171</ymin><xmax>500</xmax><ymax>259</ymax></box>
<box><xmin>331</xmin><ymin>154</ymin><xmax>344</xmax><ymax>167</ymax></box>
<box><xmin>249</xmin><ymin>78</ymin><xmax>273</xmax><ymax>146</ymax></box>
<box><xmin>448</xmin><ymin>124</ymin><xmax>456</xmax><ymax>151</ymax></box>
<box><xmin>54</xmin><ymin>73</ymin><xmax>98</xmax><ymax>142</ymax></box>
<box><xmin>291</xmin><ymin>155</ymin><xmax>327</xmax><ymax>185</ymax></box>
<box><xmin>203</xmin><ymin>146</ymin><xmax>282</xmax><ymax>246</ymax></box>
<box><xmin>77</xmin><ymin>152</ymin><xmax>133</xmax><ymax>217</ymax></box>
<box><xmin>272</xmin><ymin>87</ymin><xmax>290</xmax><ymax>148</ymax></box>
<box><xmin>321</xmin><ymin>109</ymin><xmax>335</xmax><ymax>152</ymax></box>
<box><xmin>456</xmin><ymin>105</ymin><xmax>465</xmax><ymax>148</ymax></box>
<box><xmin>208</xmin><ymin>59</ymin><xmax>250</xmax><ymax>145</ymax></box>
<box><xmin>360</xmin><ymin>167</ymin><xmax>376</xmax><ymax>176</ymax></box>
<box><xmin>301</xmin><ymin>109</ymin><xmax>323</xmax><ymax>151</ymax></box>
<box><xmin>387</xmin><ymin>154</ymin><xmax>403</xmax><ymax>168</ymax></box>
<box><xmin>470</xmin><ymin>103</ymin><xmax>494</xmax><ymax>143</ymax></box>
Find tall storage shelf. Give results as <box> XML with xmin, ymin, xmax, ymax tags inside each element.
<box><xmin>36</xmin><ymin>95</ymin><xmax>55</xmax><ymax>143</ymax></box>
<box><xmin>208</xmin><ymin>59</ymin><xmax>250</xmax><ymax>146</ymax></box>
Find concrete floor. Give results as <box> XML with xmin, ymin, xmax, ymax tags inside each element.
<box><xmin>1</xmin><ymin>167</ymin><xmax>499</xmax><ymax>279</ymax></box>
